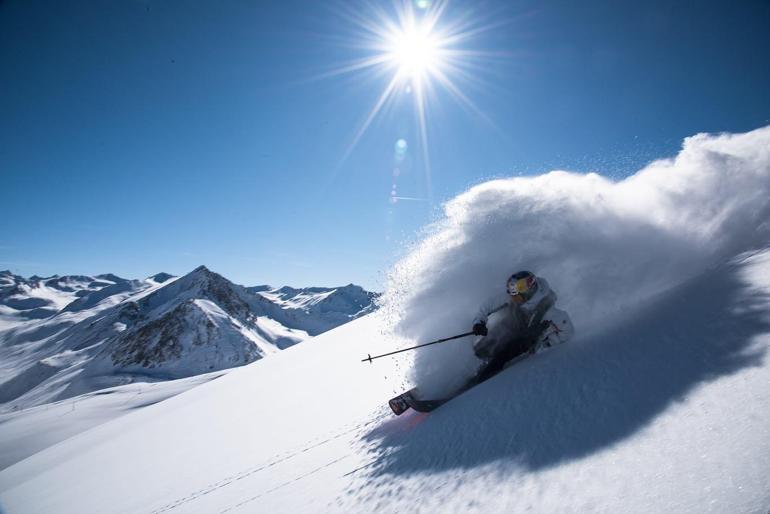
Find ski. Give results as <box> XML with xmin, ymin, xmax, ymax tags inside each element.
<box><xmin>404</xmin><ymin>395</ymin><xmax>450</xmax><ymax>413</ymax></box>
<box><xmin>387</xmin><ymin>348</ymin><xmax>544</xmax><ymax>415</ymax></box>
<box><xmin>388</xmin><ymin>389</ymin><xmax>414</xmax><ymax>415</ymax></box>
<box><xmin>388</xmin><ymin>386</ymin><xmax>462</xmax><ymax>415</ymax></box>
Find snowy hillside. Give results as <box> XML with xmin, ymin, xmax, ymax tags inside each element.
<box><xmin>0</xmin><ymin>266</ymin><xmax>378</xmax><ymax>414</ymax></box>
<box><xmin>0</xmin><ymin>126</ymin><xmax>768</xmax><ymax>513</ymax></box>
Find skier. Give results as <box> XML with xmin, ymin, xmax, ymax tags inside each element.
<box><xmin>470</xmin><ymin>270</ymin><xmax>573</xmax><ymax>383</ymax></box>
<box><xmin>387</xmin><ymin>270</ymin><xmax>574</xmax><ymax>415</ymax></box>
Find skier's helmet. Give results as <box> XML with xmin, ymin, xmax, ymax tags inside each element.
<box><xmin>507</xmin><ymin>271</ymin><xmax>539</xmax><ymax>301</ymax></box>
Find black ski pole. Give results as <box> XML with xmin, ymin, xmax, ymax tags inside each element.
<box><xmin>362</xmin><ymin>331</ymin><xmax>475</xmax><ymax>363</ymax></box>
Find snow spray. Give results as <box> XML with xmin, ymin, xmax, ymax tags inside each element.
<box><xmin>379</xmin><ymin>126</ymin><xmax>770</xmax><ymax>397</ymax></box>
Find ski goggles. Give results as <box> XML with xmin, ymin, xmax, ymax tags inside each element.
<box><xmin>507</xmin><ymin>277</ymin><xmax>533</xmax><ymax>296</ymax></box>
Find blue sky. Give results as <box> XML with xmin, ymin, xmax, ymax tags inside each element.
<box><xmin>1</xmin><ymin>0</ymin><xmax>769</xmax><ymax>290</ymax></box>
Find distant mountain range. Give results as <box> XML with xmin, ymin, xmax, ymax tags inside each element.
<box><xmin>0</xmin><ymin>266</ymin><xmax>378</xmax><ymax>410</ymax></box>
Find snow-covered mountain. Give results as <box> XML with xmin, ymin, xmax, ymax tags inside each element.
<box><xmin>0</xmin><ymin>271</ymin><xmax>137</xmax><ymax>328</ymax></box>
<box><xmin>248</xmin><ymin>284</ymin><xmax>379</xmax><ymax>335</ymax></box>
<box><xmin>0</xmin><ymin>266</ymin><xmax>378</xmax><ymax>412</ymax></box>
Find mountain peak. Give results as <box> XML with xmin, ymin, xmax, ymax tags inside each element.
<box><xmin>95</xmin><ymin>273</ymin><xmax>128</xmax><ymax>283</ymax></box>
<box><xmin>148</xmin><ymin>272</ymin><xmax>174</xmax><ymax>283</ymax></box>
<box><xmin>29</xmin><ymin>274</ymin><xmax>56</xmax><ymax>281</ymax></box>
<box><xmin>184</xmin><ymin>266</ymin><xmax>221</xmax><ymax>284</ymax></box>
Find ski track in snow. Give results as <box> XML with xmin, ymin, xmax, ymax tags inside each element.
<box><xmin>152</xmin><ymin>413</ymin><xmax>387</xmax><ymax>514</ymax></box>
<box><xmin>219</xmin><ymin>455</ymin><xmax>351</xmax><ymax>513</ymax></box>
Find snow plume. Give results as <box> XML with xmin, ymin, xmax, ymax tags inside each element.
<box><xmin>381</xmin><ymin>126</ymin><xmax>770</xmax><ymax>396</ymax></box>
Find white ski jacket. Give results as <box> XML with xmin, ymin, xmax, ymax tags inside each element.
<box><xmin>473</xmin><ymin>278</ymin><xmax>556</xmax><ymax>327</ymax></box>
<box><xmin>473</xmin><ymin>277</ymin><xmax>573</xmax><ymax>348</ymax></box>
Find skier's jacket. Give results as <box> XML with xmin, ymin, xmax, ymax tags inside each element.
<box><xmin>472</xmin><ymin>277</ymin><xmax>573</xmax><ymax>353</ymax></box>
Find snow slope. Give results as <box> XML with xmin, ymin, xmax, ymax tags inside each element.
<box><xmin>0</xmin><ymin>126</ymin><xmax>768</xmax><ymax>513</ymax></box>
<box><xmin>0</xmin><ymin>248</ymin><xmax>767</xmax><ymax>513</ymax></box>
<box><xmin>0</xmin><ymin>370</ymin><xmax>229</xmax><ymax>471</ymax></box>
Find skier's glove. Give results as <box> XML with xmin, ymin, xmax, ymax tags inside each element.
<box><xmin>472</xmin><ymin>322</ymin><xmax>488</xmax><ymax>336</ymax></box>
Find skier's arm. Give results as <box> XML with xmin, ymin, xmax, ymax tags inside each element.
<box><xmin>472</xmin><ymin>293</ymin><xmax>510</xmax><ymax>326</ymax></box>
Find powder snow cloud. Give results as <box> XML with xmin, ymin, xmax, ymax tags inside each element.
<box><xmin>380</xmin><ymin>126</ymin><xmax>770</xmax><ymax>393</ymax></box>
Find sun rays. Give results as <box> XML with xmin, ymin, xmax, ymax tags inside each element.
<box><xmin>324</xmin><ymin>0</ymin><xmax>499</xmax><ymax>202</ymax></box>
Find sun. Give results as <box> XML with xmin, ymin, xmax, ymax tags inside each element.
<box><xmin>386</xmin><ymin>22</ymin><xmax>444</xmax><ymax>84</ymax></box>
<box><xmin>324</xmin><ymin>0</ymin><xmax>499</xmax><ymax>201</ymax></box>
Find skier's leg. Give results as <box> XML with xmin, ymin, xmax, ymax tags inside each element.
<box><xmin>474</xmin><ymin>341</ymin><xmax>520</xmax><ymax>382</ymax></box>
<box><xmin>504</xmin><ymin>336</ymin><xmax>536</xmax><ymax>360</ymax></box>
<box><xmin>473</xmin><ymin>336</ymin><xmax>532</xmax><ymax>383</ymax></box>
<box><xmin>472</xmin><ymin>334</ymin><xmax>499</xmax><ymax>360</ymax></box>
<box><xmin>474</xmin><ymin>353</ymin><xmax>507</xmax><ymax>383</ymax></box>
